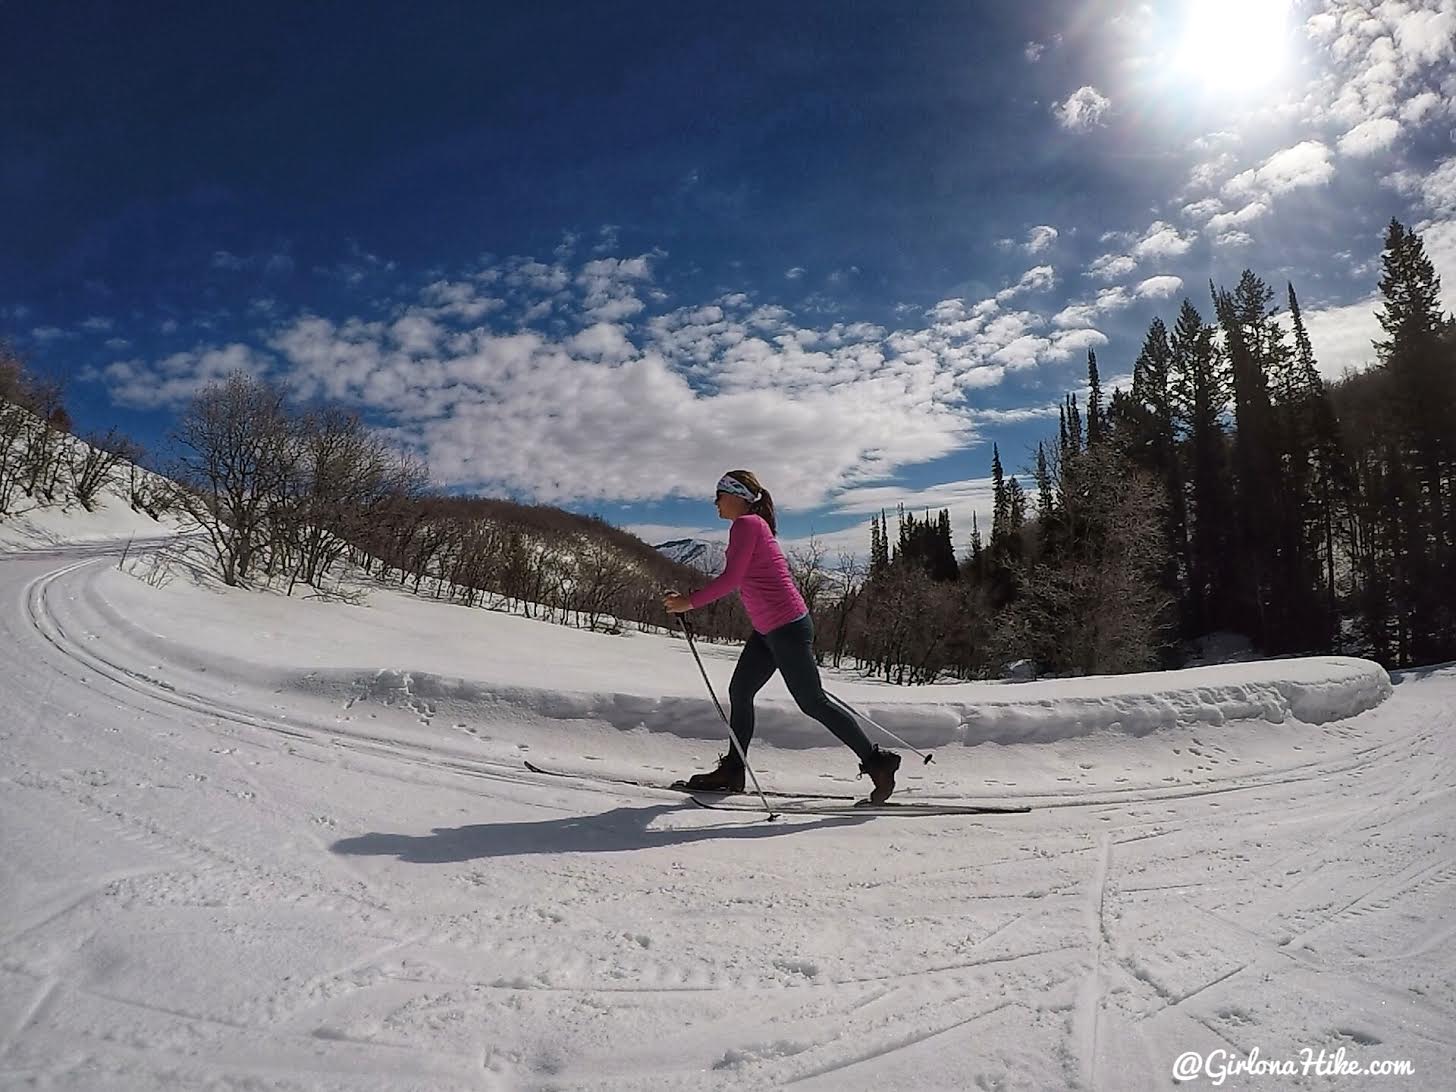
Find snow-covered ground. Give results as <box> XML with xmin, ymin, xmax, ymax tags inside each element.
<box><xmin>2</xmin><ymin>509</ymin><xmax>1453</xmax><ymax>1090</ymax></box>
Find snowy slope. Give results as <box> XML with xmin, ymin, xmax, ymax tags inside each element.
<box><xmin>655</xmin><ymin>536</ymin><xmax>727</xmax><ymax>574</ymax></box>
<box><xmin>2</xmin><ymin>526</ymin><xmax>1452</xmax><ymax>1090</ymax></box>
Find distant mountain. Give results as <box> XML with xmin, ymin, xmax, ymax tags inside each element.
<box><xmin>655</xmin><ymin>537</ymin><xmax>727</xmax><ymax>574</ymax></box>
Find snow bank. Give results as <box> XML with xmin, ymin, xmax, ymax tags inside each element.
<box><xmin>87</xmin><ymin>555</ymin><xmax>1392</xmax><ymax>751</ymax></box>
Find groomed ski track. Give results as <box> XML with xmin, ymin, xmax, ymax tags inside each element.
<box><xmin>2</xmin><ymin>542</ymin><xmax>1453</xmax><ymax>1090</ymax></box>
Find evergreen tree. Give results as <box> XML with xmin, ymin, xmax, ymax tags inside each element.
<box><xmin>1288</xmin><ymin>282</ymin><xmax>1349</xmax><ymax>645</ymax></box>
<box><xmin>1168</xmin><ymin>298</ymin><xmax>1232</xmax><ymax>636</ymax></box>
<box><xmin>1006</xmin><ymin>477</ymin><xmax>1027</xmax><ymax>563</ymax></box>
<box><xmin>1086</xmin><ymin>349</ymin><xmax>1105</xmax><ymax>448</ymax></box>
<box><xmin>990</xmin><ymin>445</ymin><xmax>1009</xmax><ymax>559</ymax></box>
<box><xmin>967</xmin><ymin>512</ymin><xmax>985</xmax><ymax>584</ymax></box>
<box><xmin>1372</xmin><ymin>219</ymin><xmax>1455</xmax><ymax>660</ymax></box>
<box><xmin>1034</xmin><ymin>441</ymin><xmax>1058</xmax><ymax>558</ymax></box>
<box><xmin>869</xmin><ymin>510</ymin><xmax>890</xmax><ymax>576</ymax></box>
<box><xmin>934</xmin><ymin>509</ymin><xmax>959</xmax><ymax>581</ymax></box>
<box><xmin>1214</xmin><ymin>272</ymin><xmax>1286</xmax><ymax>650</ymax></box>
<box><xmin>1122</xmin><ymin>317</ymin><xmax>1187</xmax><ymax>637</ymax></box>
<box><xmin>1060</xmin><ymin>394</ymin><xmax>1083</xmax><ymax>462</ymax></box>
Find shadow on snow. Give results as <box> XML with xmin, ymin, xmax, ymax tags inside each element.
<box><xmin>330</xmin><ymin>802</ymin><xmax>868</xmax><ymax>863</ymax></box>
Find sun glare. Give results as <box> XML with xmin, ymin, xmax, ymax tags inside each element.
<box><xmin>1173</xmin><ymin>0</ymin><xmax>1292</xmax><ymax>93</ymax></box>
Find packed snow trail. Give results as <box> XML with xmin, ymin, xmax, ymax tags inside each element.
<box><xmin>1</xmin><ymin>542</ymin><xmax>1453</xmax><ymax>1090</ymax></box>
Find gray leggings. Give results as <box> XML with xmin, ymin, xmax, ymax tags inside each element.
<box><xmin>728</xmin><ymin>613</ymin><xmax>874</xmax><ymax>762</ymax></box>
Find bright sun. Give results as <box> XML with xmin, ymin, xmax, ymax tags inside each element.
<box><xmin>1173</xmin><ymin>0</ymin><xmax>1293</xmax><ymax>93</ymax></box>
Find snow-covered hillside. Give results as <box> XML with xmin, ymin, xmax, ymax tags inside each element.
<box><xmin>2</xmin><ymin>516</ymin><xmax>1452</xmax><ymax>1090</ymax></box>
<box><xmin>655</xmin><ymin>536</ymin><xmax>727</xmax><ymax>574</ymax></box>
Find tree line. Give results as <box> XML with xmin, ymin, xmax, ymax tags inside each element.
<box><xmin>808</xmin><ymin>218</ymin><xmax>1453</xmax><ymax>678</ymax></box>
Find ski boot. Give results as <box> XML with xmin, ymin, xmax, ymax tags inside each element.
<box><xmin>859</xmin><ymin>747</ymin><xmax>901</xmax><ymax>805</ymax></box>
<box><xmin>677</xmin><ymin>752</ymin><xmax>746</xmax><ymax>794</ymax></box>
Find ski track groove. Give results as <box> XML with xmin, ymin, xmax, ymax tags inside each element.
<box><xmin>1075</xmin><ymin>833</ymin><xmax>1113</xmax><ymax>1091</ymax></box>
<box><xmin>0</xmin><ymin>976</ymin><xmax>61</xmax><ymax>1069</ymax></box>
<box><xmin>1189</xmin><ymin>905</ymin><xmax>1456</xmax><ymax>1026</ymax></box>
<box><xmin>782</xmin><ymin>999</ymin><xmax>1020</xmax><ymax>1086</ymax></box>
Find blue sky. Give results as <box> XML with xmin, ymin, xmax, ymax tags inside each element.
<box><xmin>3</xmin><ymin>1</ymin><xmax>1453</xmax><ymax>558</ymax></box>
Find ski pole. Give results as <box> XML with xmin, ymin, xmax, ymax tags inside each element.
<box><xmin>827</xmin><ymin>690</ymin><xmax>935</xmax><ymax>765</ymax></box>
<box><xmin>675</xmin><ymin>612</ymin><xmax>779</xmax><ymax>821</ymax></box>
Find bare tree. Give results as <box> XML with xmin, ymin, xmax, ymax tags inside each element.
<box><xmin>171</xmin><ymin>373</ymin><xmax>297</xmax><ymax>586</ymax></box>
<box><xmin>69</xmin><ymin>430</ymin><xmax>133</xmax><ymax>509</ymax></box>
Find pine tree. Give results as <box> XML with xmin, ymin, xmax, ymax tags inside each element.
<box><xmin>869</xmin><ymin>511</ymin><xmax>890</xmax><ymax>576</ymax></box>
<box><xmin>1034</xmin><ymin>441</ymin><xmax>1058</xmax><ymax>558</ymax></box>
<box><xmin>990</xmin><ymin>445</ymin><xmax>1009</xmax><ymax>559</ymax></box>
<box><xmin>935</xmin><ymin>509</ymin><xmax>959</xmax><ymax>581</ymax></box>
<box><xmin>1168</xmin><ymin>298</ymin><xmax>1232</xmax><ymax>636</ymax></box>
<box><xmin>1006</xmin><ymin>477</ymin><xmax>1026</xmax><ymax>563</ymax></box>
<box><xmin>1086</xmin><ymin>349</ymin><xmax>1105</xmax><ymax>448</ymax></box>
<box><xmin>1214</xmin><ymin>273</ymin><xmax>1284</xmax><ymax>649</ymax></box>
<box><xmin>1288</xmin><ymin>282</ymin><xmax>1349</xmax><ymax>645</ymax></box>
<box><xmin>1372</xmin><ymin>219</ymin><xmax>1455</xmax><ymax>660</ymax></box>
<box><xmin>1122</xmin><ymin>317</ymin><xmax>1187</xmax><ymax>632</ymax></box>
<box><xmin>967</xmin><ymin>512</ymin><xmax>985</xmax><ymax>584</ymax></box>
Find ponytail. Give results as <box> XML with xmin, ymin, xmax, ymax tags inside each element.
<box><xmin>751</xmin><ymin>489</ymin><xmax>777</xmax><ymax>535</ymax></box>
<box><xmin>723</xmin><ymin>469</ymin><xmax>776</xmax><ymax>535</ymax></box>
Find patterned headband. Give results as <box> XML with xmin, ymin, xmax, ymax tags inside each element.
<box><xmin>716</xmin><ymin>475</ymin><xmax>761</xmax><ymax>503</ymax></box>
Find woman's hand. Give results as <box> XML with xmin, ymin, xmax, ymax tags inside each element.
<box><xmin>663</xmin><ymin>591</ymin><xmax>693</xmax><ymax>614</ymax></box>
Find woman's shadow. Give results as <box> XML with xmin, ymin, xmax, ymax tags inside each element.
<box><xmin>331</xmin><ymin>803</ymin><xmax>869</xmax><ymax>864</ymax></box>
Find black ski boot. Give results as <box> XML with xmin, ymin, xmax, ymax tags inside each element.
<box><xmin>859</xmin><ymin>747</ymin><xmax>901</xmax><ymax>804</ymax></box>
<box><xmin>679</xmin><ymin>753</ymin><xmax>746</xmax><ymax>793</ymax></box>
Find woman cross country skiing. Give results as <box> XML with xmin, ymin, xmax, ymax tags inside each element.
<box><xmin>664</xmin><ymin>470</ymin><xmax>901</xmax><ymax>803</ymax></box>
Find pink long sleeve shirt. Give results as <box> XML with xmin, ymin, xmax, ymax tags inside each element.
<box><xmin>689</xmin><ymin>514</ymin><xmax>808</xmax><ymax>634</ymax></box>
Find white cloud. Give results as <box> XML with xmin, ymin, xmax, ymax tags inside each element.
<box><xmin>390</xmin><ymin>312</ymin><xmax>443</xmax><ymax>356</ymax></box>
<box><xmin>568</xmin><ymin>322</ymin><xmax>635</xmax><ymax>362</ymax></box>
<box><xmin>1132</xmin><ymin>221</ymin><xmax>1194</xmax><ymax>260</ymax></box>
<box><xmin>1047</xmin><ymin>327</ymin><xmax>1109</xmax><ymax>360</ymax></box>
<box><xmin>1337</xmin><ymin>116</ymin><xmax>1402</xmax><ymax>156</ymax></box>
<box><xmin>1301</xmin><ymin>1</ymin><xmax>1454</xmax><ymax>135</ymax></box>
<box><xmin>420</xmin><ymin>280</ymin><xmax>505</xmax><ymax>322</ymax></box>
<box><xmin>1181</xmin><ymin>198</ymin><xmax>1224</xmax><ymax>221</ymax></box>
<box><xmin>1186</xmin><ymin>153</ymin><xmax>1236</xmax><ymax>193</ymax></box>
<box><xmin>1224</xmin><ymin>141</ymin><xmax>1335</xmax><ymax>199</ymax></box>
<box><xmin>576</xmin><ymin>255</ymin><xmax>655</xmax><ymax>321</ymax></box>
<box><xmin>1135</xmin><ymin>276</ymin><xmax>1184</xmax><ymax>299</ymax></box>
<box><xmin>1417</xmin><ymin>218</ymin><xmax>1456</xmax><ymax>311</ymax></box>
<box><xmin>995</xmin><ymin>265</ymin><xmax>1057</xmax><ymax>303</ymax></box>
<box><xmin>1390</xmin><ymin>2</ymin><xmax>1456</xmax><ymax>67</ymax></box>
<box><xmin>785</xmin><ymin>267</ymin><xmax>806</xmax><ymax>280</ymax></box>
<box><xmin>1278</xmin><ymin>296</ymin><xmax>1383</xmax><ymax>378</ymax></box>
<box><xmin>1025</xmin><ymin>225</ymin><xmax>1060</xmax><ymax>253</ymax></box>
<box><xmin>1215</xmin><ymin>231</ymin><xmax>1255</xmax><ymax>248</ymax></box>
<box><xmin>1206</xmin><ymin>200</ymin><xmax>1270</xmax><ymax>235</ymax></box>
<box><xmin>104</xmin><ymin>343</ymin><xmax>273</xmax><ymax>410</ymax></box>
<box><xmin>1054</xmin><ymin>86</ymin><xmax>1112</xmax><ymax>131</ymax></box>
<box><xmin>1087</xmin><ymin>253</ymin><xmax>1138</xmax><ymax>281</ymax></box>
<box><xmin>1053</xmin><ymin>303</ymin><xmax>1099</xmax><ymax>329</ymax></box>
<box><xmin>1399</xmin><ymin>89</ymin><xmax>1444</xmax><ymax>123</ymax></box>
<box><xmin>92</xmin><ymin>244</ymin><xmax>1137</xmax><ymax>509</ymax></box>
<box><xmin>553</xmin><ymin>232</ymin><xmax>579</xmax><ymax>260</ymax></box>
<box><xmin>1095</xmin><ymin>286</ymin><xmax>1135</xmax><ymax>312</ymax></box>
<box><xmin>1416</xmin><ymin>155</ymin><xmax>1456</xmax><ymax>215</ymax></box>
